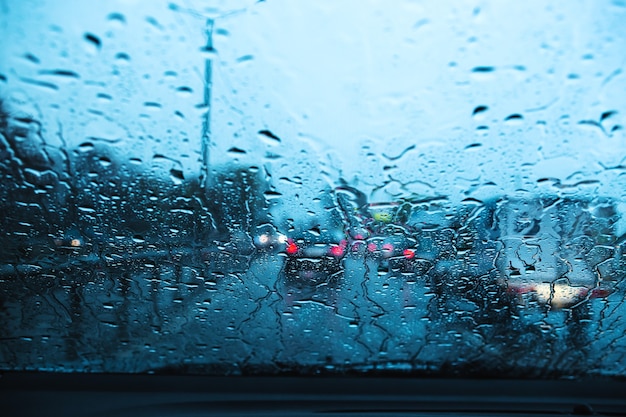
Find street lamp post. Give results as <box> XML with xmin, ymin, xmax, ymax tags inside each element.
<box><xmin>200</xmin><ymin>18</ymin><xmax>215</xmax><ymax>191</ymax></box>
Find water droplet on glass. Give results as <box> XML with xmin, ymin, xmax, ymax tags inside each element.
<box><xmin>78</xmin><ymin>142</ymin><xmax>94</xmax><ymax>153</ymax></box>
<box><xmin>107</xmin><ymin>12</ymin><xmax>126</xmax><ymax>25</ymax></box>
<box><xmin>601</xmin><ymin>110</ymin><xmax>617</xmax><ymax>121</ymax></box>
<box><xmin>143</xmin><ymin>102</ymin><xmax>162</xmax><ymax>110</ymax></box>
<box><xmin>97</xmin><ymin>93</ymin><xmax>112</xmax><ymax>101</ymax></box>
<box><xmin>84</xmin><ymin>33</ymin><xmax>101</xmax><ymax>50</ymax></box>
<box><xmin>464</xmin><ymin>143</ymin><xmax>482</xmax><ymax>150</ymax></box>
<box><xmin>23</xmin><ymin>53</ymin><xmax>40</xmax><ymax>64</ymax></box>
<box><xmin>199</xmin><ymin>46</ymin><xmax>217</xmax><ymax>60</ymax></box>
<box><xmin>264</xmin><ymin>190</ymin><xmax>282</xmax><ymax>200</ymax></box>
<box><xmin>98</xmin><ymin>156</ymin><xmax>112</xmax><ymax>167</ymax></box>
<box><xmin>176</xmin><ymin>86</ymin><xmax>193</xmax><ymax>97</ymax></box>
<box><xmin>145</xmin><ymin>16</ymin><xmax>163</xmax><ymax>30</ymax></box>
<box><xmin>472</xmin><ymin>66</ymin><xmax>495</xmax><ymax>73</ymax></box>
<box><xmin>115</xmin><ymin>52</ymin><xmax>130</xmax><ymax>62</ymax></box>
<box><xmin>170</xmin><ymin>168</ymin><xmax>184</xmax><ymax>184</ymax></box>
<box><xmin>504</xmin><ymin>114</ymin><xmax>524</xmax><ymax>123</ymax></box>
<box><xmin>227</xmin><ymin>147</ymin><xmax>246</xmax><ymax>154</ymax></box>
<box><xmin>472</xmin><ymin>105</ymin><xmax>488</xmax><ymax>117</ymax></box>
<box><xmin>236</xmin><ymin>55</ymin><xmax>254</xmax><ymax>63</ymax></box>
<box><xmin>38</xmin><ymin>69</ymin><xmax>79</xmax><ymax>79</ymax></box>
<box><xmin>258</xmin><ymin>130</ymin><xmax>281</xmax><ymax>144</ymax></box>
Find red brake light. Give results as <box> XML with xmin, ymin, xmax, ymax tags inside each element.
<box><xmin>330</xmin><ymin>245</ymin><xmax>344</xmax><ymax>257</ymax></box>
<box><xmin>382</xmin><ymin>243</ymin><xmax>394</xmax><ymax>252</ymax></box>
<box><xmin>403</xmin><ymin>249</ymin><xmax>415</xmax><ymax>259</ymax></box>
<box><xmin>590</xmin><ymin>288</ymin><xmax>611</xmax><ymax>298</ymax></box>
<box><xmin>508</xmin><ymin>285</ymin><xmax>535</xmax><ymax>294</ymax></box>
<box><xmin>286</xmin><ymin>239</ymin><xmax>298</xmax><ymax>255</ymax></box>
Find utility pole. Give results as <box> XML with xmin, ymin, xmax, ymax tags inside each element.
<box><xmin>200</xmin><ymin>18</ymin><xmax>215</xmax><ymax>191</ymax></box>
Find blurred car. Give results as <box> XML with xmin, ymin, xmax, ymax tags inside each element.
<box><xmin>273</xmin><ymin>186</ymin><xmax>361</xmax><ymax>286</ymax></box>
<box><xmin>252</xmin><ymin>223</ymin><xmax>288</xmax><ymax>251</ymax></box>
<box><xmin>281</xmin><ymin>227</ymin><xmax>348</xmax><ymax>286</ymax></box>
<box><xmin>352</xmin><ymin>201</ymin><xmax>425</xmax><ymax>274</ymax></box>
<box><xmin>53</xmin><ymin>236</ymin><xmax>83</xmax><ymax>250</ymax></box>
<box><xmin>496</xmin><ymin>196</ymin><xmax>621</xmax><ymax>309</ymax></box>
<box><xmin>507</xmin><ymin>281</ymin><xmax>613</xmax><ymax>309</ymax></box>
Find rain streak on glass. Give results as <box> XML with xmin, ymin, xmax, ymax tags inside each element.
<box><xmin>0</xmin><ymin>0</ymin><xmax>625</xmax><ymax>380</ymax></box>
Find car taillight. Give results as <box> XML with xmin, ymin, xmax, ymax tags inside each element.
<box><xmin>508</xmin><ymin>285</ymin><xmax>535</xmax><ymax>294</ymax></box>
<box><xmin>329</xmin><ymin>245</ymin><xmax>344</xmax><ymax>257</ymax></box>
<box><xmin>286</xmin><ymin>240</ymin><xmax>298</xmax><ymax>255</ymax></box>
<box><xmin>589</xmin><ymin>288</ymin><xmax>611</xmax><ymax>298</ymax></box>
<box><xmin>403</xmin><ymin>249</ymin><xmax>415</xmax><ymax>259</ymax></box>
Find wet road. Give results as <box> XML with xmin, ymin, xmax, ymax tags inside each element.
<box><xmin>1</xmin><ymin>245</ymin><xmax>625</xmax><ymax>378</ymax></box>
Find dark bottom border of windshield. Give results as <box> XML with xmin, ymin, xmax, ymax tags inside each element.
<box><xmin>1</xmin><ymin>372</ymin><xmax>625</xmax><ymax>417</ymax></box>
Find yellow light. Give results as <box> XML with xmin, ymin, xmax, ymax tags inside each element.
<box><xmin>373</xmin><ymin>212</ymin><xmax>392</xmax><ymax>223</ymax></box>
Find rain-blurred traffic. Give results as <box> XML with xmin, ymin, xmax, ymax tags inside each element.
<box><xmin>2</xmin><ymin>0</ymin><xmax>626</xmax><ymax>380</ymax></box>
<box><xmin>2</xmin><ymin>89</ymin><xmax>625</xmax><ymax>377</ymax></box>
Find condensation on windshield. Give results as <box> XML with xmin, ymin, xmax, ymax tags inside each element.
<box><xmin>1</xmin><ymin>0</ymin><xmax>625</xmax><ymax>379</ymax></box>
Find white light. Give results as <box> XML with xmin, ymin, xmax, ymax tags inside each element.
<box><xmin>534</xmin><ymin>283</ymin><xmax>584</xmax><ymax>308</ymax></box>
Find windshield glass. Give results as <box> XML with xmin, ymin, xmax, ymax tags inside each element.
<box><xmin>1</xmin><ymin>0</ymin><xmax>625</xmax><ymax>379</ymax></box>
